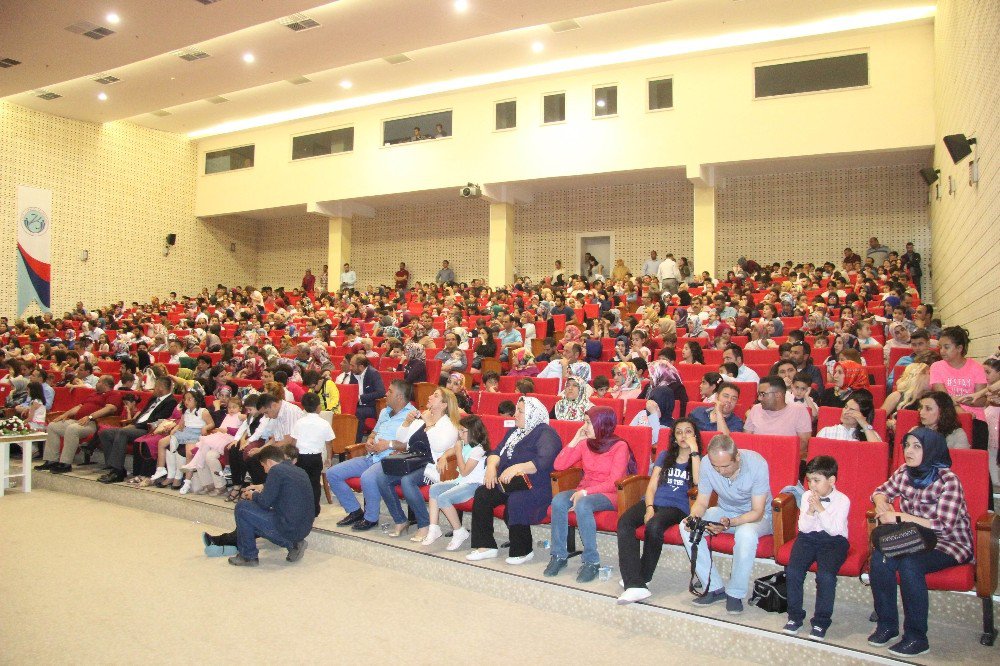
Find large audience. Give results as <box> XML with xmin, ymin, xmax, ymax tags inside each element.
<box><xmin>3</xmin><ymin>234</ymin><xmax>999</xmax><ymax>657</ymax></box>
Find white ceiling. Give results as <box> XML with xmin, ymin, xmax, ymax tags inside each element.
<box><xmin>0</xmin><ymin>0</ymin><xmax>933</xmax><ymax>136</ymax></box>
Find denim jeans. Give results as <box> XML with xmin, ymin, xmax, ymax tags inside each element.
<box><xmin>870</xmin><ymin>546</ymin><xmax>958</xmax><ymax>642</ymax></box>
<box><xmin>550</xmin><ymin>490</ymin><xmax>614</xmax><ymax>564</ymax></box>
<box><xmin>680</xmin><ymin>505</ymin><xmax>773</xmax><ymax>599</ymax></box>
<box><xmin>235</xmin><ymin>499</ymin><xmax>294</xmax><ymax>560</ymax></box>
<box><xmin>324</xmin><ymin>456</ymin><xmax>382</xmax><ymax>522</ymax></box>
<box><xmin>374</xmin><ymin>465</ymin><xmax>429</xmax><ymax>527</ymax></box>
<box><xmin>785</xmin><ymin>531</ymin><xmax>850</xmax><ymax>629</ymax></box>
<box><xmin>429</xmin><ymin>481</ymin><xmax>480</xmax><ymax>509</ymax></box>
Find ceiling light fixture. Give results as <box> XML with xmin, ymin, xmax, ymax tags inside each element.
<box><xmin>189</xmin><ymin>4</ymin><xmax>936</xmax><ymax>138</ymax></box>
<box><xmin>454</xmin><ymin>0</ymin><xmax>469</xmax><ymax>12</ymax></box>
<box><xmin>531</xmin><ymin>41</ymin><xmax>544</xmax><ymax>53</ymax></box>
<box><xmin>340</xmin><ymin>80</ymin><xmax>353</xmax><ymax>89</ymax></box>
<box><xmin>242</xmin><ymin>53</ymin><xmax>255</xmax><ymax>63</ymax></box>
<box><xmin>97</xmin><ymin>92</ymin><xmax>108</xmax><ymax>101</ymax></box>
<box><xmin>106</xmin><ymin>13</ymin><xmax>120</xmax><ymax>24</ymax></box>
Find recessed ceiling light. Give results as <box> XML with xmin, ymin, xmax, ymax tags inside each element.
<box><xmin>453</xmin><ymin>0</ymin><xmax>469</xmax><ymax>12</ymax></box>
<box><xmin>531</xmin><ymin>41</ymin><xmax>544</xmax><ymax>53</ymax></box>
<box><xmin>339</xmin><ymin>80</ymin><xmax>353</xmax><ymax>89</ymax></box>
<box><xmin>596</xmin><ymin>99</ymin><xmax>606</xmax><ymax>108</ymax></box>
<box><xmin>106</xmin><ymin>13</ymin><xmax>120</xmax><ymax>24</ymax></box>
<box><xmin>97</xmin><ymin>92</ymin><xmax>108</xmax><ymax>101</ymax></box>
<box><xmin>242</xmin><ymin>53</ymin><xmax>255</xmax><ymax>63</ymax></box>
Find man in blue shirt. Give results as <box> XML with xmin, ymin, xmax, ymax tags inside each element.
<box><xmin>497</xmin><ymin>316</ymin><xmax>523</xmax><ymax>362</ymax></box>
<box><xmin>681</xmin><ymin>435</ymin><xmax>772</xmax><ymax>615</ymax></box>
<box><xmin>325</xmin><ymin>380</ymin><xmax>417</xmax><ymax>531</ymax></box>
<box><xmin>722</xmin><ymin>345</ymin><xmax>760</xmax><ymax>384</ymax></box>
<box><xmin>688</xmin><ymin>383</ymin><xmax>744</xmax><ymax>434</ymax></box>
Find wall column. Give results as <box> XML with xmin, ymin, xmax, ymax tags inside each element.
<box><xmin>327</xmin><ymin>216</ymin><xmax>352</xmax><ymax>278</ymax></box>
<box><xmin>488</xmin><ymin>203</ymin><xmax>515</xmax><ymax>287</ymax></box>
<box><xmin>692</xmin><ymin>183</ymin><xmax>717</xmax><ymax>278</ymax></box>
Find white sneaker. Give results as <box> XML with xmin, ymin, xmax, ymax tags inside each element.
<box><xmin>446</xmin><ymin>527</ymin><xmax>471</xmax><ymax>551</ymax></box>
<box><xmin>421</xmin><ymin>524</ymin><xmax>443</xmax><ymax>546</ymax></box>
<box><xmin>466</xmin><ymin>548</ymin><xmax>499</xmax><ymax>561</ymax></box>
<box><xmin>505</xmin><ymin>551</ymin><xmax>535</xmax><ymax>565</ymax></box>
<box><xmin>149</xmin><ymin>467</ymin><xmax>167</xmax><ymax>482</ymax></box>
<box><xmin>179</xmin><ymin>480</ymin><xmax>192</xmax><ymax>495</ymax></box>
<box><xmin>617</xmin><ymin>588</ymin><xmax>652</xmax><ymax>605</ymax></box>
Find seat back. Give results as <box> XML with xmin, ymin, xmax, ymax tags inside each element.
<box><xmin>894</xmin><ymin>409</ymin><xmax>973</xmax><ymax>448</ymax></box>
<box><xmin>727</xmin><ymin>432</ymin><xmax>801</xmax><ymax>498</ymax></box>
<box><xmin>477</xmin><ymin>391</ymin><xmax>520</xmax><ymax>416</ymax></box>
<box><xmin>589</xmin><ymin>362</ymin><xmax>616</xmax><ymax>382</ymax></box>
<box><xmin>550</xmin><ymin>419</ymin><xmax>583</xmax><ymax>445</ymax></box>
<box><xmin>330</xmin><ymin>414</ymin><xmax>359</xmax><ymax>455</ymax></box>
<box><xmin>590</xmin><ymin>397</ymin><xmax>625</xmax><ymax>424</ymax></box>
<box><xmin>623</xmin><ymin>398</ymin><xmax>647</xmax><ymax>425</ymax></box>
<box><xmin>480</xmin><ymin>414</ymin><xmax>512</xmax><ymax>449</ymax></box>
<box><xmin>527</xmin><ymin>393</ymin><xmax>559</xmax><ymax>413</ymax></box>
<box><xmin>614</xmin><ymin>425</ymin><xmax>653</xmax><ymax>475</ymax></box>
<box><xmin>413</xmin><ymin>382</ymin><xmax>437</xmax><ymax>410</ymax></box>
<box><xmin>807</xmin><ymin>438</ymin><xmax>890</xmax><ymax>549</ymax></box>
<box><xmin>334</xmin><ymin>382</ymin><xmax>358</xmax><ymax>415</ymax></box>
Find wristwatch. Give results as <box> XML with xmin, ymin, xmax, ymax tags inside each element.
<box><xmin>864</xmin><ymin>424</ymin><xmax>874</xmax><ymax>431</ymax></box>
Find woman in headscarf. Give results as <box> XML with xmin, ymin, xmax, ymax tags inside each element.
<box><xmin>546</xmin><ymin>406</ymin><xmax>631</xmax><ymax>582</ymax></box>
<box><xmin>818</xmin><ymin>360</ymin><xmax>870</xmax><ymax>408</ymax></box>
<box><xmin>611</xmin><ymin>258</ymin><xmax>630</xmax><ymax>282</ymax></box>
<box><xmin>554</xmin><ymin>377</ymin><xmax>594</xmax><ymax>421</ymax></box>
<box><xmin>445</xmin><ymin>372</ymin><xmax>474</xmax><ymax>413</ymax></box>
<box><xmin>673</xmin><ymin>307</ymin><xmax>689</xmax><ymax>331</ymax></box>
<box><xmin>609</xmin><ymin>361</ymin><xmax>643</xmax><ymax>400</ymax></box>
<box><xmin>561</xmin><ymin>324</ymin><xmax>583</xmax><ymax>349</ymax></box>
<box><xmin>305</xmin><ymin>345</ymin><xmax>334</xmax><ymax>376</ymax></box>
<box><xmin>507</xmin><ymin>347</ymin><xmax>540</xmax><ymax>378</ymax></box>
<box><xmin>642</xmin><ymin>359</ymin><xmax>689</xmax><ymax>416</ymax></box>
<box><xmin>629</xmin><ymin>385</ymin><xmax>676</xmax><ymax>444</ymax></box>
<box><xmin>612</xmin><ymin>335</ymin><xmax>631</xmax><ymax>362</ymax></box>
<box><xmin>868</xmin><ymin>427</ymin><xmax>972</xmax><ymax>656</ymax></box>
<box><xmin>466</xmin><ymin>397</ymin><xmax>561</xmax><ymax>564</ymax></box>
<box><xmin>400</xmin><ymin>342</ymin><xmax>427</xmax><ymax>384</ymax></box>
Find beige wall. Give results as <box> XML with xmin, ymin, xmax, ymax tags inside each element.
<box><xmin>931</xmin><ymin>0</ymin><xmax>1000</xmax><ymax>360</ymax></box>
<box><xmin>0</xmin><ymin>102</ymin><xmax>256</xmax><ymax>318</ymax></box>
<box><xmin>716</xmin><ymin>164</ymin><xmax>931</xmax><ymax>293</ymax></box>
<box><xmin>253</xmin><ymin>214</ymin><xmax>330</xmax><ymax>290</ymax></box>
<box><xmin>195</xmin><ymin>23</ymin><xmax>935</xmax><ymax>217</ymax></box>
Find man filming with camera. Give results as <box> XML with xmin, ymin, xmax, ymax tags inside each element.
<box><xmin>681</xmin><ymin>434</ymin><xmax>772</xmax><ymax>615</ymax></box>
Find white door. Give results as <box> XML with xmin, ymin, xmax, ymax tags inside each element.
<box><xmin>580</xmin><ymin>235</ymin><xmax>611</xmax><ymax>278</ymax></box>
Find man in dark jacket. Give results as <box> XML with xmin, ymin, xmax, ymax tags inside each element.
<box><xmin>97</xmin><ymin>376</ymin><xmax>177</xmax><ymax>483</ymax></box>
<box><xmin>229</xmin><ymin>445</ymin><xmax>315</xmax><ymax>567</ymax></box>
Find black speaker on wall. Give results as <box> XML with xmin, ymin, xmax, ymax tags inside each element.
<box><xmin>165</xmin><ymin>233</ymin><xmax>177</xmax><ymax>246</ymax></box>
<box><xmin>943</xmin><ymin>134</ymin><xmax>975</xmax><ymax>164</ymax></box>
<box><xmin>919</xmin><ymin>168</ymin><xmax>940</xmax><ymax>185</ymax></box>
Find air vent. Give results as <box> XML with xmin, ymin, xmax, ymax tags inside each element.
<box><xmin>93</xmin><ymin>74</ymin><xmax>120</xmax><ymax>85</ymax></box>
<box><xmin>174</xmin><ymin>49</ymin><xmax>210</xmax><ymax>61</ymax></box>
<box><xmin>150</xmin><ymin>110</ymin><xmax>172</xmax><ymax>117</ymax></box>
<box><xmin>65</xmin><ymin>21</ymin><xmax>115</xmax><ymax>39</ymax></box>
<box><xmin>279</xmin><ymin>13</ymin><xmax>320</xmax><ymax>31</ymax></box>
<box><xmin>35</xmin><ymin>90</ymin><xmax>61</xmax><ymax>100</ymax></box>
<box><xmin>0</xmin><ymin>58</ymin><xmax>22</xmax><ymax>68</ymax></box>
<box><xmin>548</xmin><ymin>19</ymin><xmax>581</xmax><ymax>33</ymax></box>
<box><xmin>286</xmin><ymin>76</ymin><xmax>312</xmax><ymax>85</ymax></box>
<box><xmin>206</xmin><ymin>96</ymin><xmax>229</xmax><ymax>104</ymax></box>
<box><xmin>383</xmin><ymin>54</ymin><xmax>412</xmax><ymax>65</ymax></box>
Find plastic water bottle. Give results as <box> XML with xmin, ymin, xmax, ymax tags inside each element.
<box><xmin>380</xmin><ymin>522</ymin><xmax>391</xmax><ymax>534</ymax></box>
<box><xmin>598</xmin><ymin>565</ymin><xmax>614</xmax><ymax>582</ymax></box>
<box><xmin>535</xmin><ymin>539</ymin><xmax>550</xmax><ymax>550</ymax></box>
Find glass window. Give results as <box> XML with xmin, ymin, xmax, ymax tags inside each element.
<box><xmin>382</xmin><ymin>111</ymin><xmax>452</xmax><ymax>145</ymax></box>
<box><xmin>292</xmin><ymin>127</ymin><xmax>354</xmax><ymax>160</ymax></box>
<box><xmin>495</xmin><ymin>100</ymin><xmax>516</xmax><ymax>130</ymax></box>
<box><xmin>755</xmin><ymin>53</ymin><xmax>869</xmax><ymax>98</ymax></box>
<box><xmin>594</xmin><ymin>86</ymin><xmax>617</xmax><ymax>117</ymax></box>
<box><xmin>543</xmin><ymin>92</ymin><xmax>565</xmax><ymax>124</ymax></box>
<box><xmin>648</xmin><ymin>78</ymin><xmax>673</xmax><ymax>111</ymax></box>
<box><xmin>204</xmin><ymin>145</ymin><xmax>254</xmax><ymax>174</ymax></box>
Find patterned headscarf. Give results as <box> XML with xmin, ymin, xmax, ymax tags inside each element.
<box><xmin>563</xmin><ymin>324</ymin><xmax>582</xmax><ymax>343</ymax></box>
<box><xmin>835</xmin><ymin>360</ymin><xmax>870</xmax><ymax>391</ymax></box>
<box><xmin>613</xmin><ymin>362</ymin><xmax>641</xmax><ymax>391</ymax></box>
<box><xmin>647</xmin><ymin>359</ymin><xmax>681</xmax><ymax>388</ymax></box>
<box><xmin>498</xmin><ymin>396</ymin><xmax>550</xmax><ymax>459</ymax></box>
<box><xmin>404</xmin><ymin>342</ymin><xmax>426</xmax><ymax>362</ymax></box>
<box><xmin>674</xmin><ymin>308</ymin><xmax>689</xmax><ymax>329</ymax></box>
<box><xmin>555</xmin><ymin>377</ymin><xmax>594</xmax><ymax>421</ymax></box>
<box><xmin>382</xmin><ymin>325</ymin><xmax>402</xmax><ymax>340</ymax></box>
<box><xmin>511</xmin><ymin>347</ymin><xmax>535</xmax><ymax>369</ymax></box>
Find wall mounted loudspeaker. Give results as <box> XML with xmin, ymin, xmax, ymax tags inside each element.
<box><xmin>943</xmin><ymin>134</ymin><xmax>975</xmax><ymax>164</ymax></box>
<box><xmin>165</xmin><ymin>233</ymin><xmax>177</xmax><ymax>246</ymax></box>
<box><xmin>919</xmin><ymin>168</ymin><xmax>940</xmax><ymax>185</ymax></box>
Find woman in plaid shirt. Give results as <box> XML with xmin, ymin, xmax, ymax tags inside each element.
<box><xmin>868</xmin><ymin>427</ymin><xmax>973</xmax><ymax>657</ymax></box>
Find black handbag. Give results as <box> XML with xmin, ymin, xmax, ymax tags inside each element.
<box><xmin>749</xmin><ymin>572</ymin><xmax>788</xmax><ymax>613</ymax></box>
<box><xmin>871</xmin><ymin>521</ymin><xmax>937</xmax><ymax>558</ymax></box>
<box><xmin>380</xmin><ymin>423</ymin><xmax>431</xmax><ymax>476</ymax></box>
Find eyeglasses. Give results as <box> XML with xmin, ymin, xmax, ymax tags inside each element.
<box><xmin>757</xmin><ymin>391</ymin><xmax>780</xmax><ymax>397</ymax></box>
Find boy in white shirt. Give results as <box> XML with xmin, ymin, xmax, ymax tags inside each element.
<box><xmin>783</xmin><ymin>455</ymin><xmax>850</xmax><ymax>640</ymax></box>
<box><xmin>290</xmin><ymin>392</ymin><xmax>334</xmax><ymax>517</ymax></box>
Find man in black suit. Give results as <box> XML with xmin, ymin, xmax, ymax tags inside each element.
<box><xmin>348</xmin><ymin>354</ymin><xmax>386</xmax><ymax>442</ymax></box>
<box><xmin>901</xmin><ymin>242</ymin><xmax>923</xmax><ymax>295</ymax></box>
<box><xmin>97</xmin><ymin>377</ymin><xmax>178</xmax><ymax>483</ymax></box>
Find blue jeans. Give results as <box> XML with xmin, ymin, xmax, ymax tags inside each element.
<box><xmin>681</xmin><ymin>505</ymin><xmax>773</xmax><ymax>599</ymax></box>
<box><xmin>870</xmin><ymin>547</ymin><xmax>958</xmax><ymax>642</ymax></box>
<box><xmin>550</xmin><ymin>490</ymin><xmax>614</xmax><ymax>564</ymax></box>
<box><xmin>785</xmin><ymin>531</ymin><xmax>850</xmax><ymax>629</ymax></box>
<box><xmin>324</xmin><ymin>456</ymin><xmax>383</xmax><ymax>522</ymax></box>
<box><xmin>234</xmin><ymin>500</ymin><xmax>294</xmax><ymax>560</ymax></box>
<box><xmin>374</xmin><ymin>465</ymin><xmax>429</xmax><ymax>527</ymax></box>
<box><xmin>429</xmin><ymin>481</ymin><xmax>480</xmax><ymax>508</ymax></box>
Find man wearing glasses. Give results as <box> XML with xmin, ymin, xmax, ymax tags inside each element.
<box><xmin>681</xmin><ymin>434</ymin><xmax>772</xmax><ymax>615</ymax></box>
<box><xmin>744</xmin><ymin>375</ymin><xmax>813</xmax><ymax>459</ymax></box>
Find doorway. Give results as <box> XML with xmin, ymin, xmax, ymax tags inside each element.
<box><xmin>577</xmin><ymin>233</ymin><xmax>613</xmax><ymax>280</ymax></box>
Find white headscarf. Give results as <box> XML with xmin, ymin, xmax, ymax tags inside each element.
<box><xmin>498</xmin><ymin>396</ymin><xmax>550</xmax><ymax>459</ymax></box>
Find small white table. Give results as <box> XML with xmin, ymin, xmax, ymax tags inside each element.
<box><xmin>0</xmin><ymin>433</ymin><xmax>46</xmax><ymax>497</ymax></box>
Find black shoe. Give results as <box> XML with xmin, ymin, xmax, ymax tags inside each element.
<box><xmin>81</xmin><ymin>446</ymin><xmax>96</xmax><ymax>465</ymax></box>
<box><xmin>286</xmin><ymin>540</ymin><xmax>308</xmax><ymax>562</ymax></box>
<box><xmin>888</xmin><ymin>638</ymin><xmax>929</xmax><ymax>656</ymax></box>
<box><xmin>98</xmin><ymin>469</ymin><xmax>126</xmax><ymax>484</ymax></box>
<box><xmin>50</xmin><ymin>463</ymin><xmax>72</xmax><ymax>474</ymax></box>
<box><xmin>867</xmin><ymin>626</ymin><xmax>899</xmax><ymax>647</ymax></box>
<box><xmin>352</xmin><ymin>519</ymin><xmax>379</xmax><ymax>531</ymax></box>
<box><xmin>34</xmin><ymin>460</ymin><xmax>56</xmax><ymax>471</ymax></box>
<box><xmin>336</xmin><ymin>509</ymin><xmax>364</xmax><ymax>527</ymax></box>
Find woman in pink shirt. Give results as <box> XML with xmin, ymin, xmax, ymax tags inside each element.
<box><xmin>930</xmin><ymin>326</ymin><xmax>988</xmax><ymax>448</ymax></box>
<box><xmin>545</xmin><ymin>406</ymin><xmax>631</xmax><ymax>583</ymax></box>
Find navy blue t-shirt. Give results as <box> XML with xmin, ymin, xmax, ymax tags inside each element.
<box><xmin>652</xmin><ymin>453</ymin><xmax>694</xmax><ymax>513</ymax></box>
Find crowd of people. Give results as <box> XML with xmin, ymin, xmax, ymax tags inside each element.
<box><xmin>2</xmin><ymin>236</ymin><xmax>997</xmax><ymax>658</ymax></box>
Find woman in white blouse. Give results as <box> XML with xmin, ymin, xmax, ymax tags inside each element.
<box><xmin>816</xmin><ymin>390</ymin><xmax>882</xmax><ymax>442</ymax></box>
